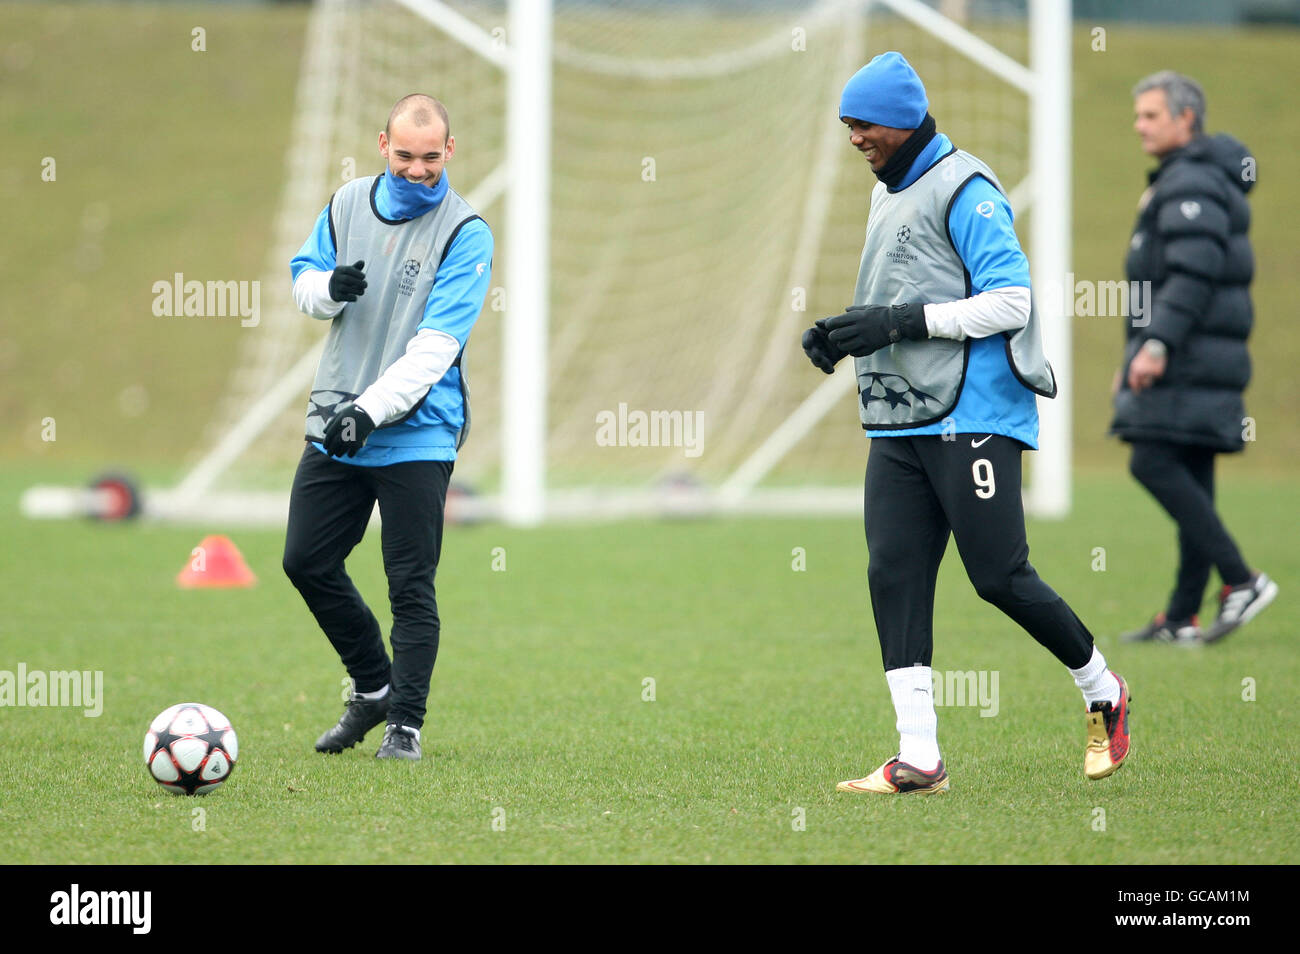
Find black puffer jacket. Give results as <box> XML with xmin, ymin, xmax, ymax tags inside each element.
<box><xmin>1110</xmin><ymin>133</ymin><xmax>1256</xmax><ymax>452</ymax></box>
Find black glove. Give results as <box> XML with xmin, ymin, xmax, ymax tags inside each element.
<box><xmin>822</xmin><ymin>302</ymin><xmax>928</xmax><ymax>358</ymax></box>
<box><xmin>802</xmin><ymin>323</ymin><xmax>845</xmax><ymax>374</ymax></box>
<box><xmin>328</xmin><ymin>260</ymin><xmax>367</xmax><ymax>303</ymax></box>
<box><xmin>321</xmin><ymin>402</ymin><xmax>376</xmax><ymax>457</ymax></box>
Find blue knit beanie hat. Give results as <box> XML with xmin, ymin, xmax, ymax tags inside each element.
<box><xmin>839</xmin><ymin>52</ymin><xmax>929</xmax><ymax>129</ymax></box>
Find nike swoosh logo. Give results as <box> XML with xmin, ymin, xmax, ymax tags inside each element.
<box><xmin>971</xmin><ymin>435</ymin><xmax>993</xmax><ymax>448</ymax></box>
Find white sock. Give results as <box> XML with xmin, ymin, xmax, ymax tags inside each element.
<box><xmin>1069</xmin><ymin>648</ymin><xmax>1119</xmax><ymax>709</ymax></box>
<box><xmin>355</xmin><ymin>684</ymin><xmax>389</xmax><ymax>702</ymax></box>
<box><xmin>885</xmin><ymin>665</ymin><xmax>940</xmax><ymax>771</ymax></box>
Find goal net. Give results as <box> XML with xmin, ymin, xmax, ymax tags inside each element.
<box><xmin>25</xmin><ymin>0</ymin><xmax>1069</xmax><ymax>525</ymax></box>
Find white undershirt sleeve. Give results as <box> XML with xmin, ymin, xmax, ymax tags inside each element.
<box><xmin>353</xmin><ymin>328</ymin><xmax>463</xmax><ymax>426</ymax></box>
<box><xmin>292</xmin><ymin>268</ymin><xmax>346</xmax><ymax>320</ymax></box>
<box><xmin>923</xmin><ymin>285</ymin><xmax>1031</xmax><ymax>341</ymax></box>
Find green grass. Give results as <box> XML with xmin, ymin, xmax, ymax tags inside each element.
<box><xmin>2</xmin><ymin>2</ymin><xmax>1297</xmax><ymax>865</ymax></box>
<box><xmin>1</xmin><ymin>467</ymin><xmax>1296</xmax><ymax>864</ymax></box>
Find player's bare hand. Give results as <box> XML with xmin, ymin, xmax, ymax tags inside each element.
<box><xmin>1127</xmin><ymin>347</ymin><xmax>1166</xmax><ymax>393</ymax></box>
<box><xmin>328</xmin><ymin>260</ymin><xmax>367</xmax><ymax>303</ymax></box>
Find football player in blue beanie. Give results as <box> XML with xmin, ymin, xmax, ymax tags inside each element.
<box><xmin>802</xmin><ymin>52</ymin><xmax>1130</xmax><ymax>794</ymax></box>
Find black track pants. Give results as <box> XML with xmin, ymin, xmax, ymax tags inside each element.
<box><xmin>1127</xmin><ymin>440</ymin><xmax>1250</xmax><ymax>620</ymax></box>
<box><xmin>282</xmin><ymin>445</ymin><xmax>452</xmax><ymax>730</ymax></box>
<box><xmin>864</xmin><ymin>434</ymin><xmax>1094</xmax><ymax>671</ymax></box>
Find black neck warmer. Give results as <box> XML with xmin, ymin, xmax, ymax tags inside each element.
<box><xmin>875</xmin><ymin>113</ymin><xmax>938</xmax><ymax>189</ymax></box>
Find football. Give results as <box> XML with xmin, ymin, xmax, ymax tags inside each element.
<box><xmin>143</xmin><ymin>703</ymin><xmax>239</xmax><ymax>795</ymax></box>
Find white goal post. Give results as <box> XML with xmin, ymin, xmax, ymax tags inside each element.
<box><xmin>493</xmin><ymin>0</ymin><xmax>1072</xmax><ymax>523</ymax></box>
<box><xmin>505</xmin><ymin>0</ymin><xmax>1073</xmax><ymax>522</ymax></box>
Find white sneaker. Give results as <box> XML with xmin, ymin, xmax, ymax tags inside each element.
<box><xmin>1201</xmin><ymin>572</ymin><xmax>1277</xmax><ymax>644</ymax></box>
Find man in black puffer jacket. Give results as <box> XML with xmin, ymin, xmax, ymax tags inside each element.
<box><xmin>1112</xmin><ymin>70</ymin><xmax>1276</xmax><ymax>645</ymax></box>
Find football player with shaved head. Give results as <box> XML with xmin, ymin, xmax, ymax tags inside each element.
<box><xmin>283</xmin><ymin>93</ymin><xmax>493</xmax><ymax>761</ymax></box>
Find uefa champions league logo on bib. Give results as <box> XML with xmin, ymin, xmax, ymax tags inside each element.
<box><xmin>397</xmin><ymin>258</ymin><xmax>421</xmax><ymax>297</ymax></box>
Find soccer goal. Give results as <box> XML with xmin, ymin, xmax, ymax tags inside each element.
<box><xmin>21</xmin><ymin>0</ymin><xmax>1071</xmax><ymax>526</ymax></box>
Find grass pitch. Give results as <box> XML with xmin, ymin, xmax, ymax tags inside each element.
<box><xmin>1</xmin><ymin>468</ymin><xmax>1295</xmax><ymax>865</ymax></box>
<box><xmin>3</xmin><ymin>1</ymin><xmax>1296</xmax><ymax>867</ymax></box>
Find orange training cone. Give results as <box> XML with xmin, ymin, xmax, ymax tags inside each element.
<box><xmin>176</xmin><ymin>535</ymin><xmax>257</xmax><ymax>588</ymax></box>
